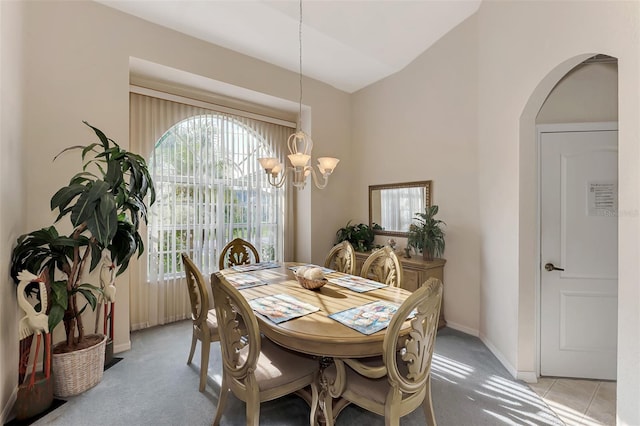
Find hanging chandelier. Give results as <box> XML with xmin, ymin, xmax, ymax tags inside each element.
<box><xmin>258</xmin><ymin>0</ymin><xmax>339</xmax><ymax>190</ymax></box>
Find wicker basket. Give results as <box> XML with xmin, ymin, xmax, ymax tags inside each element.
<box><xmin>296</xmin><ymin>276</ymin><xmax>327</xmax><ymax>290</ymax></box>
<box><xmin>52</xmin><ymin>334</ymin><xmax>107</xmax><ymax>397</ymax></box>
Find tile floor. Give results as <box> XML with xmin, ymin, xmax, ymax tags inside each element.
<box><xmin>529</xmin><ymin>377</ymin><xmax>616</xmax><ymax>425</ymax></box>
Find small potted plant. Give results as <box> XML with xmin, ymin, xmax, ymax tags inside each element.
<box><xmin>407</xmin><ymin>205</ymin><xmax>446</xmax><ymax>261</ymax></box>
<box><xmin>10</xmin><ymin>122</ymin><xmax>155</xmax><ymax>397</ymax></box>
<box><xmin>336</xmin><ymin>221</ymin><xmax>382</xmax><ymax>252</ymax></box>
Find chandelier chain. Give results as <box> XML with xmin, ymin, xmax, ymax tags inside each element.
<box><xmin>298</xmin><ymin>0</ymin><xmax>303</xmax><ymax>128</ymax></box>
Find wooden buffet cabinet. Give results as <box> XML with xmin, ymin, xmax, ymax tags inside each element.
<box><xmin>354</xmin><ymin>251</ymin><xmax>447</xmax><ymax>329</ymax></box>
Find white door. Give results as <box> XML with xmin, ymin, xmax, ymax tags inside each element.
<box><xmin>540</xmin><ymin>124</ymin><xmax>618</xmax><ymax>380</ymax></box>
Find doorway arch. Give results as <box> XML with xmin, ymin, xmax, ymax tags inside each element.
<box><xmin>516</xmin><ymin>53</ymin><xmax>619</xmax><ymax>383</ymax></box>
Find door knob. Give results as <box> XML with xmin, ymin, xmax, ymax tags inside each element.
<box><xmin>544</xmin><ymin>263</ymin><xmax>564</xmax><ymax>272</ymax></box>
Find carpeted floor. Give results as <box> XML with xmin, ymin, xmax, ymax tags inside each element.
<box><xmin>30</xmin><ymin>321</ymin><xmax>563</xmax><ymax>426</ymax></box>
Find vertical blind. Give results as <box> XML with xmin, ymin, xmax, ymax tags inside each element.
<box><xmin>129</xmin><ymin>91</ymin><xmax>293</xmax><ymax>330</ymax></box>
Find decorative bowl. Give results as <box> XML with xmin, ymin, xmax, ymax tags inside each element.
<box><xmin>296</xmin><ymin>276</ymin><xmax>327</xmax><ymax>290</ymax></box>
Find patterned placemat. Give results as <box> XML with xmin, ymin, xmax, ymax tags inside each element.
<box><xmin>328</xmin><ymin>275</ymin><xmax>387</xmax><ymax>293</ymax></box>
<box><xmin>329</xmin><ymin>300</ymin><xmax>402</xmax><ymax>335</ymax></box>
<box><xmin>249</xmin><ymin>294</ymin><xmax>320</xmax><ymax>324</ymax></box>
<box><xmin>231</xmin><ymin>261</ymin><xmax>280</xmax><ymax>272</ymax></box>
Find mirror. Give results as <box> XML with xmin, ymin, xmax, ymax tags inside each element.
<box><xmin>369</xmin><ymin>180</ymin><xmax>432</xmax><ymax>237</ymax></box>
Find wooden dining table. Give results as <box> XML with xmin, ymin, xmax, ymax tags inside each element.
<box><xmin>211</xmin><ymin>262</ymin><xmax>414</xmax><ymax>423</ymax></box>
<box><xmin>212</xmin><ymin>262</ymin><xmax>413</xmax><ymax>358</ymax></box>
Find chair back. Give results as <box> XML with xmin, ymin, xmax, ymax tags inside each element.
<box><xmin>360</xmin><ymin>246</ymin><xmax>403</xmax><ymax>287</ymax></box>
<box><xmin>218</xmin><ymin>238</ymin><xmax>260</xmax><ymax>270</ymax></box>
<box><xmin>324</xmin><ymin>241</ymin><xmax>356</xmax><ymax>275</ymax></box>
<box><xmin>210</xmin><ymin>273</ymin><xmax>262</xmax><ymax>386</ymax></box>
<box><xmin>182</xmin><ymin>253</ymin><xmax>210</xmax><ymax>327</ymax></box>
<box><xmin>383</xmin><ymin>277</ymin><xmax>442</xmax><ymax>395</ymax></box>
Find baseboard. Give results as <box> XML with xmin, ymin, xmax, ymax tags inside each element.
<box><xmin>1</xmin><ymin>385</ymin><xmax>18</xmax><ymax>424</ymax></box>
<box><xmin>517</xmin><ymin>371</ymin><xmax>538</xmax><ymax>383</ymax></box>
<box><xmin>479</xmin><ymin>333</ymin><xmax>518</xmax><ymax>380</ymax></box>
<box><xmin>445</xmin><ymin>321</ymin><xmax>479</xmax><ymax>337</ymax></box>
<box><xmin>114</xmin><ymin>341</ymin><xmax>131</xmax><ymax>354</ymax></box>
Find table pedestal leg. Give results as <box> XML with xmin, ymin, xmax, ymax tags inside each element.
<box><xmin>317</xmin><ymin>356</ymin><xmax>333</xmax><ymax>426</ymax></box>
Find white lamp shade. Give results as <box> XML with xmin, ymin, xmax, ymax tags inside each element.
<box><xmin>288</xmin><ymin>153</ymin><xmax>311</xmax><ymax>168</ymax></box>
<box><xmin>272</xmin><ymin>163</ymin><xmax>283</xmax><ymax>174</ymax></box>
<box><xmin>258</xmin><ymin>157</ymin><xmax>279</xmax><ymax>171</ymax></box>
<box><xmin>317</xmin><ymin>157</ymin><xmax>340</xmax><ymax>174</ymax></box>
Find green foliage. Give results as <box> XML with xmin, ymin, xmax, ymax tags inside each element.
<box><xmin>10</xmin><ymin>122</ymin><xmax>155</xmax><ymax>349</ymax></box>
<box><xmin>336</xmin><ymin>221</ymin><xmax>382</xmax><ymax>252</ymax></box>
<box><xmin>407</xmin><ymin>205</ymin><xmax>446</xmax><ymax>260</ymax></box>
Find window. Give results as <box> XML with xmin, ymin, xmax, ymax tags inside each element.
<box><xmin>131</xmin><ymin>90</ymin><xmax>293</xmax><ymax>274</ymax></box>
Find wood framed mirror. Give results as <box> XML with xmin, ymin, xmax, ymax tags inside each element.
<box><xmin>369</xmin><ymin>180</ymin><xmax>432</xmax><ymax>237</ymax></box>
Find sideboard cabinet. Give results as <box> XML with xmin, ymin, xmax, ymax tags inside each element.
<box><xmin>354</xmin><ymin>251</ymin><xmax>447</xmax><ymax>328</ymax></box>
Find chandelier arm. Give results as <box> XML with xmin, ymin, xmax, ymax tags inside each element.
<box><xmin>308</xmin><ymin>167</ymin><xmax>329</xmax><ymax>190</ymax></box>
<box><xmin>267</xmin><ymin>168</ymin><xmax>289</xmax><ymax>189</ymax></box>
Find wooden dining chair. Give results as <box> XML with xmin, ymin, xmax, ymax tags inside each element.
<box><xmin>323</xmin><ymin>277</ymin><xmax>443</xmax><ymax>426</ymax></box>
<box><xmin>324</xmin><ymin>241</ymin><xmax>357</xmax><ymax>275</ymax></box>
<box><xmin>210</xmin><ymin>273</ymin><xmax>319</xmax><ymax>426</ymax></box>
<box><xmin>218</xmin><ymin>238</ymin><xmax>260</xmax><ymax>270</ymax></box>
<box><xmin>181</xmin><ymin>253</ymin><xmax>219</xmax><ymax>392</ymax></box>
<box><xmin>360</xmin><ymin>245</ymin><xmax>404</xmax><ymax>287</ymax></box>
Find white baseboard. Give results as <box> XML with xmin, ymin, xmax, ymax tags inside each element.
<box><xmin>479</xmin><ymin>332</ymin><xmax>518</xmax><ymax>380</ymax></box>
<box><xmin>444</xmin><ymin>321</ymin><xmax>479</xmax><ymax>337</ymax></box>
<box><xmin>114</xmin><ymin>341</ymin><xmax>131</xmax><ymax>354</ymax></box>
<box><xmin>517</xmin><ymin>371</ymin><xmax>538</xmax><ymax>383</ymax></box>
<box><xmin>1</xmin><ymin>385</ymin><xmax>18</xmax><ymax>424</ymax></box>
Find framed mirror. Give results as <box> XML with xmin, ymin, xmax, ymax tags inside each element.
<box><xmin>369</xmin><ymin>180</ymin><xmax>432</xmax><ymax>237</ymax></box>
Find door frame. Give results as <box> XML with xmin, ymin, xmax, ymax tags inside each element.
<box><xmin>535</xmin><ymin>121</ymin><xmax>619</xmax><ymax>378</ymax></box>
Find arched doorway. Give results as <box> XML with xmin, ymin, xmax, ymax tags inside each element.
<box><xmin>518</xmin><ymin>53</ymin><xmax>619</xmax><ymax>421</ymax></box>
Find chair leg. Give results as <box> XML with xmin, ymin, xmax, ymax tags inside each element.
<box><xmin>187</xmin><ymin>330</ymin><xmax>197</xmax><ymax>365</ymax></box>
<box><xmin>199</xmin><ymin>339</ymin><xmax>211</xmax><ymax>392</ymax></box>
<box><xmin>245</xmin><ymin>388</ymin><xmax>260</xmax><ymax>426</ymax></box>
<box><xmin>309</xmin><ymin>379</ymin><xmax>319</xmax><ymax>426</ymax></box>
<box><xmin>422</xmin><ymin>377</ymin><xmax>437</xmax><ymax>426</ymax></box>
<box><xmin>213</xmin><ymin>375</ymin><xmax>229</xmax><ymax>426</ymax></box>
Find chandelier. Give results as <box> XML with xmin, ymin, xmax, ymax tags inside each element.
<box><xmin>258</xmin><ymin>0</ymin><xmax>339</xmax><ymax>190</ymax></box>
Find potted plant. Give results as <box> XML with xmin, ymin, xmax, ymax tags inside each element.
<box><xmin>407</xmin><ymin>205</ymin><xmax>446</xmax><ymax>261</ymax></box>
<box><xmin>336</xmin><ymin>221</ymin><xmax>382</xmax><ymax>252</ymax></box>
<box><xmin>10</xmin><ymin>121</ymin><xmax>155</xmax><ymax>397</ymax></box>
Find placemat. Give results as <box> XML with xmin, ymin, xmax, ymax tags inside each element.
<box><xmin>225</xmin><ymin>272</ymin><xmax>268</xmax><ymax>290</ymax></box>
<box><xmin>329</xmin><ymin>300</ymin><xmax>402</xmax><ymax>335</ymax></box>
<box><xmin>328</xmin><ymin>275</ymin><xmax>387</xmax><ymax>293</ymax></box>
<box><xmin>249</xmin><ymin>294</ymin><xmax>320</xmax><ymax>324</ymax></box>
<box><xmin>231</xmin><ymin>261</ymin><xmax>280</xmax><ymax>272</ymax></box>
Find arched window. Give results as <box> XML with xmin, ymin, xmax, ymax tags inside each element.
<box><xmin>148</xmin><ymin>114</ymin><xmax>285</xmax><ymax>279</ymax></box>
<box><xmin>130</xmin><ymin>91</ymin><xmax>292</xmax><ymax>330</ymax></box>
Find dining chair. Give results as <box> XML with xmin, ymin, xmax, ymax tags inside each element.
<box><xmin>324</xmin><ymin>241</ymin><xmax>357</xmax><ymax>275</ymax></box>
<box><xmin>323</xmin><ymin>277</ymin><xmax>443</xmax><ymax>426</ymax></box>
<box><xmin>181</xmin><ymin>253</ymin><xmax>219</xmax><ymax>392</ymax></box>
<box><xmin>360</xmin><ymin>245</ymin><xmax>404</xmax><ymax>287</ymax></box>
<box><xmin>210</xmin><ymin>273</ymin><xmax>319</xmax><ymax>426</ymax></box>
<box><xmin>218</xmin><ymin>238</ymin><xmax>260</xmax><ymax>270</ymax></box>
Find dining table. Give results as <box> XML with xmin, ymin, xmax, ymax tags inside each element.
<box><xmin>211</xmin><ymin>261</ymin><xmax>414</xmax><ymax>423</ymax></box>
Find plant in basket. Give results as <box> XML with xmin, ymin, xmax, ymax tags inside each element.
<box><xmin>10</xmin><ymin>122</ymin><xmax>155</xmax><ymax>398</ymax></box>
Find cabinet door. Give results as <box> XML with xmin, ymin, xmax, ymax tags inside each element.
<box><xmin>402</xmin><ymin>269</ymin><xmax>420</xmax><ymax>292</ymax></box>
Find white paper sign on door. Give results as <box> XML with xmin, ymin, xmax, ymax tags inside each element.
<box><xmin>587</xmin><ymin>181</ymin><xmax>617</xmax><ymax>217</ymax></box>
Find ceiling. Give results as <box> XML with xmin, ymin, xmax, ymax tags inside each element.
<box><xmin>98</xmin><ymin>0</ymin><xmax>481</xmax><ymax>93</ymax></box>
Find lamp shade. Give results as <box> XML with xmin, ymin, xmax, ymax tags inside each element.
<box><xmin>317</xmin><ymin>157</ymin><xmax>340</xmax><ymax>174</ymax></box>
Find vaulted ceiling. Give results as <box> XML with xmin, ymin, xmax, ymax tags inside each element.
<box><xmin>98</xmin><ymin>0</ymin><xmax>481</xmax><ymax>93</ymax></box>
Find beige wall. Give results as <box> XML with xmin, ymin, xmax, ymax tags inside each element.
<box><xmin>0</xmin><ymin>0</ymin><xmax>24</xmax><ymax>420</ymax></box>
<box><xmin>0</xmin><ymin>1</ymin><xmax>350</xmax><ymax>417</ymax></box>
<box><xmin>476</xmin><ymin>1</ymin><xmax>638</xmax><ymax>424</ymax></box>
<box><xmin>352</xmin><ymin>15</ymin><xmax>481</xmax><ymax>335</ymax></box>
<box><xmin>537</xmin><ymin>62</ymin><xmax>618</xmax><ymax>124</ymax></box>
